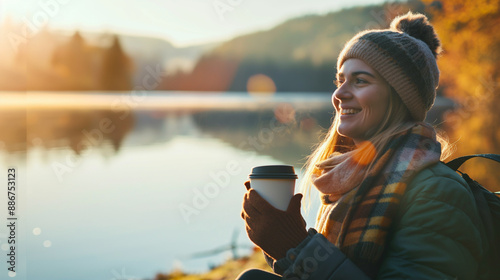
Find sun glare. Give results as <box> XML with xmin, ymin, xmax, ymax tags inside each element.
<box><xmin>246</xmin><ymin>74</ymin><xmax>276</xmax><ymax>97</ymax></box>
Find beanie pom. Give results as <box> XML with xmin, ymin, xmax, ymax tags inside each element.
<box><xmin>390</xmin><ymin>12</ymin><xmax>441</xmax><ymax>57</ymax></box>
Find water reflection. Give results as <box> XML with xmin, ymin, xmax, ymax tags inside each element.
<box><xmin>0</xmin><ymin>92</ymin><xmax>334</xmax><ymax>167</ymax></box>
<box><xmin>191</xmin><ymin>108</ymin><xmax>331</xmax><ymax>165</ymax></box>
<box><xmin>0</xmin><ymin>108</ymin><xmax>134</xmax><ymax>154</ymax></box>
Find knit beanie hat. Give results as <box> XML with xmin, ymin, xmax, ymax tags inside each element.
<box><xmin>337</xmin><ymin>12</ymin><xmax>441</xmax><ymax>121</ymax></box>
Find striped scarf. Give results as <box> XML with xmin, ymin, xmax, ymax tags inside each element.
<box><xmin>313</xmin><ymin>123</ymin><xmax>441</xmax><ymax>278</ymax></box>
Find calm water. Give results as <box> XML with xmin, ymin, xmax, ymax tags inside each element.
<box><xmin>0</xmin><ymin>92</ymin><xmax>336</xmax><ymax>280</ymax></box>
<box><xmin>0</xmin><ymin>91</ymin><xmax>453</xmax><ymax>280</ymax></box>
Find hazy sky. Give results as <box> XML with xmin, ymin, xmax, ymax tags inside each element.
<box><xmin>1</xmin><ymin>0</ymin><xmax>388</xmax><ymax>47</ymax></box>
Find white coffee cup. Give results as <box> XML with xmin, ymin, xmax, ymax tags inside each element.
<box><xmin>249</xmin><ymin>165</ymin><xmax>298</xmax><ymax>211</ymax></box>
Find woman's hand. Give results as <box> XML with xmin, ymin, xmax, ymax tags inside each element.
<box><xmin>241</xmin><ymin>181</ymin><xmax>308</xmax><ymax>260</ymax></box>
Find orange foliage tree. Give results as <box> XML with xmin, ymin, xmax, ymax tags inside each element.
<box><xmin>426</xmin><ymin>0</ymin><xmax>500</xmax><ymax>190</ymax></box>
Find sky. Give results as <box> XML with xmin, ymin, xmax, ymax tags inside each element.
<box><xmin>0</xmin><ymin>0</ymin><xmax>388</xmax><ymax>47</ymax></box>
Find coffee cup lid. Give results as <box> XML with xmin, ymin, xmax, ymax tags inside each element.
<box><xmin>249</xmin><ymin>165</ymin><xmax>298</xmax><ymax>179</ymax></box>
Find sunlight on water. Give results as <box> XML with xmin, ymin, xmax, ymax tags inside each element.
<box><xmin>0</xmin><ymin>91</ymin><xmax>331</xmax><ymax>111</ymax></box>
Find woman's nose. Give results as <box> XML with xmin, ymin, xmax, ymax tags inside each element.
<box><xmin>332</xmin><ymin>83</ymin><xmax>352</xmax><ymax>106</ymax></box>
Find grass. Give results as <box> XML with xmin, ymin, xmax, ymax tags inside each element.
<box><xmin>154</xmin><ymin>248</ymin><xmax>273</xmax><ymax>280</ymax></box>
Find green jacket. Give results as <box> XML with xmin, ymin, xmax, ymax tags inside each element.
<box><xmin>377</xmin><ymin>161</ymin><xmax>489</xmax><ymax>279</ymax></box>
<box><xmin>272</xmin><ymin>162</ymin><xmax>489</xmax><ymax>279</ymax></box>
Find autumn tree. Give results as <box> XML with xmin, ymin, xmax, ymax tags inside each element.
<box><xmin>51</xmin><ymin>31</ymin><xmax>95</xmax><ymax>90</ymax></box>
<box><xmin>99</xmin><ymin>35</ymin><xmax>133</xmax><ymax>90</ymax></box>
<box><xmin>426</xmin><ymin>0</ymin><xmax>500</xmax><ymax>190</ymax></box>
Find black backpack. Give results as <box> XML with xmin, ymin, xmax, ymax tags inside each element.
<box><xmin>445</xmin><ymin>154</ymin><xmax>500</xmax><ymax>278</ymax></box>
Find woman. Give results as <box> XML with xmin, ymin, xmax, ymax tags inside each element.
<box><xmin>238</xmin><ymin>12</ymin><xmax>489</xmax><ymax>279</ymax></box>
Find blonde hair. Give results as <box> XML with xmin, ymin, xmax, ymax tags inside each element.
<box><xmin>300</xmin><ymin>88</ymin><xmax>452</xmax><ymax>210</ymax></box>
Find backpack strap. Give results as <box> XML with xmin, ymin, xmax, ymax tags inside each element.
<box><xmin>445</xmin><ymin>154</ymin><xmax>500</xmax><ymax>171</ymax></box>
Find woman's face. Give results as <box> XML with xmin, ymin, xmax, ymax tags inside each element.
<box><xmin>333</xmin><ymin>58</ymin><xmax>391</xmax><ymax>144</ymax></box>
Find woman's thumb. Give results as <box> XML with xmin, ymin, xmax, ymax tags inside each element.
<box><xmin>244</xmin><ymin>180</ymin><xmax>251</xmax><ymax>190</ymax></box>
<box><xmin>287</xmin><ymin>193</ymin><xmax>303</xmax><ymax>211</ymax></box>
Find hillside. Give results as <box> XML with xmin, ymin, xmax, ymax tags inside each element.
<box><xmin>159</xmin><ymin>1</ymin><xmax>426</xmax><ymax>92</ymax></box>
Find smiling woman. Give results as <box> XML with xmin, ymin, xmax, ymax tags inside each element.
<box><xmin>238</xmin><ymin>11</ymin><xmax>492</xmax><ymax>280</ymax></box>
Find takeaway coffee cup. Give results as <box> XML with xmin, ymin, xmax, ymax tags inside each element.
<box><xmin>249</xmin><ymin>165</ymin><xmax>298</xmax><ymax>211</ymax></box>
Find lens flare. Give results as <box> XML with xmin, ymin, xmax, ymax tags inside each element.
<box><xmin>352</xmin><ymin>141</ymin><xmax>376</xmax><ymax>166</ymax></box>
<box><xmin>43</xmin><ymin>240</ymin><xmax>52</xmax><ymax>248</ymax></box>
<box><xmin>246</xmin><ymin>74</ymin><xmax>276</xmax><ymax>96</ymax></box>
<box><xmin>33</xmin><ymin>228</ymin><xmax>42</xmax><ymax>235</ymax></box>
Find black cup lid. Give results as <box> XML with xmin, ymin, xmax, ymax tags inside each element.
<box><xmin>249</xmin><ymin>165</ymin><xmax>298</xmax><ymax>179</ymax></box>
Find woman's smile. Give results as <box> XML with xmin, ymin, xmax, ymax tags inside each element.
<box><xmin>340</xmin><ymin>108</ymin><xmax>362</xmax><ymax>115</ymax></box>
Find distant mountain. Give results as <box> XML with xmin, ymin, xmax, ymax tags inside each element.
<box><xmin>159</xmin><ymin>1</ymin><xmax>426</xmax><ymax>92</ymax></box>
<box><xmin>66</xmin><ymin>31</ymin><xmax>219</xmax><ymax>87</ymax></box>
<box><xmin>117</xmin><ymin>34</ymin><xmax>218</xmax><ymax>84</ymax></box>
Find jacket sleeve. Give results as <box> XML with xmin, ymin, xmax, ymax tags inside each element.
<box><xmin>271</xmin><ymin>228</ymin><xmax>370</xmax><ymax>279</ymax></box>
<box><xmin>377</xmin><ymin>165</ymin><xmax>486</xmax><ymax>279</ymax></box>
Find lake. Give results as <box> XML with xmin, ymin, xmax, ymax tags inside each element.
<box><xmin>0</xmin><ymin>91</ymin><xmax>452</xmax><ymax>280</ymax></box>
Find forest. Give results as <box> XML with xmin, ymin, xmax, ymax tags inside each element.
<box><xmin>0</xmin><ymin>29</ymin><xmax>133</xmax><ymax>91</ymax></box>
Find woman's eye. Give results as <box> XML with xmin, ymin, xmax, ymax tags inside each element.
<box><xmin>335</xmin><ymin>79</ymin><xmax>344</xmax><ymax>87</ymax></box>
<box><xmin>356</xmin><ymin>78</ymin><xmax>367</xmax><ymax>84</ymax></box>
